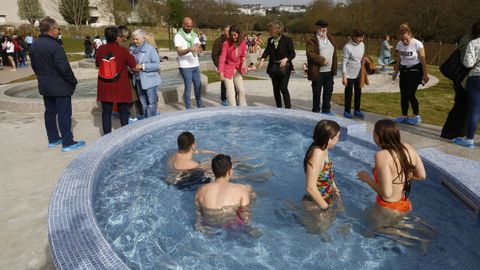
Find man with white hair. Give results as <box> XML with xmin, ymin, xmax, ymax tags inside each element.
<box><xmin>174</xmin><ymin>17</ymin><xmax>204</xmax><ymax>109</ymax></box>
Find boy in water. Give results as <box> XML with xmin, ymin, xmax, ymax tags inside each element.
<box><xmin>170</xmin><ymin>131</ymin><xmax>215</xmax><ymax>171</ymax></box>
<box><xmin>195</xmin><ymin>154</ymin><xmax>256</xmax><ymax>232</ymax></box>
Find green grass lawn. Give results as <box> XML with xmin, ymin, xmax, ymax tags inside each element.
<box><xmin>66</xmin><ymin>54</ymin><xmax>86</xmax><ymax>62</ymax></box>
<box><xmin>331</xmin><ymin>65</ymin><xmax>472</xmax><ymax>131</ymax></box>
<box><xmin>62</xmin><ymin>38</ymin><xmax>85</xmax><ymax>53</ymax></box>
<box><xmin>7</xmin><ymin>74</ymin><xmax>37</xmax><ymax>84</ymax></box>
<box><xmin>202</xmin><ymin>70</ymin><xmax>265</xmax><ymax>84</ymax></box>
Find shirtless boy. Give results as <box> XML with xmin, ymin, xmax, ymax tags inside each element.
<box><xmin>195</xmin><ymin>154</ymin><xmax>255</xmax><ymax>231</ymax></box>
<box><xmin>170</xmin><ymin>131</ymin><xmax>215</xmax><ymax>171</ymax></box>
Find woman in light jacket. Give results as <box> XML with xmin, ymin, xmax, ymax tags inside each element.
<box><xmin>218</xmin><ymin>25</ymin><xmax>247</xmax><ymax>106</ymax></box>
<box><xmin>129</xmin><ymin>29</ymin><xmax>162</xmax><ymax>117</ymax></box>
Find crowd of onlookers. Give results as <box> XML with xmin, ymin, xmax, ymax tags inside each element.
<box><xmin>0</xmin><ymin>33</ymin><xmax>33</xmax><ymax>71</ymax></box>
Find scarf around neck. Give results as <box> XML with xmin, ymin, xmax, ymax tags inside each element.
<box><xmin>178</xmin><ymin>27</ymin><xmax>198</xmax><ymax>48</ymax></box>
<box><xmin>271</xmin><ymin>36</ymin><xmax>281</xmax><ymax>49</ymax></box>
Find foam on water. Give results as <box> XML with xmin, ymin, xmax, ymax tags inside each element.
<box><xmin>93</xmin><ymin>115</ymin><xmax>480</xmax><ymax>270</ymax></box>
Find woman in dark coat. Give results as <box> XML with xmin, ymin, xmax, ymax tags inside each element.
<box><xmin>258</xmin><ymin>20</ymin><xmax>296</xmax><ymax>109</ymax></box>
<box><xmin>96</xmin><ymin>27</ymin><xmax>137</xmax><ymax>135</ymax></box>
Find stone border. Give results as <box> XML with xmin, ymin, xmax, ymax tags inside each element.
<box><xmin>0</xmin><ymin>62</ymin><xmax>209</xmax><ymax>113</ymax></box>
<box><xmin>48</xmin><ymin>107</ymin><xmax>480</xmax><ymax>269</ymax></box>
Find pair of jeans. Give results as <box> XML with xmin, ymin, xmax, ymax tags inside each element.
<box><xmin>441</xmin><ymin>82</ymin><xmax>468</xmax><ymax>139</ymax></box>
<box><xmin>101</xmin><ymin>102</ymin><xmax>129</xmax><ymax>135</ymax></box>
<box><xmin>224</xmin><ymin>70</ymin><xmax>247</xmax><ymax>106</ymax></box>
<box><xmin>311</xmin><ymin>72</ymin><xmax>333</xmax><ymax>113</ymax></box>
<box><xmin>399</xmin><ymin>65</ymin><xmax>422</xmax><ymax>116</ymax></box>
<box><xmin>466</xmin><ymin>76</ymin><xmax>480</xmax><ymax>140</ymax></box>
<box><xmin>344</xmin><ymin>78</ymin><xmax>362</xmax><ymax>113</ymax></box>
<box><xmin>43</xmin><ymin>96</ymin><xmax>74</xmax><ymax>146</ymax></box>
<box><xmin>136</xmin><ymin>80</ymin><xmax>158</xmax><ymax>118</ymax></box>
<box><xmin>179</xmin><ymin>67</ymin><xmax>203</xmax><ymax>109</ymax></box>
<box><xmin>270</xmin><ymin>69</ymin><xmax>291</xmax><ymax>108</ymax></box>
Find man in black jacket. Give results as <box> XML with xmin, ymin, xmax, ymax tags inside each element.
<box><xmin>211</xmin><ymin>25</ymin><xmax>230</xmax><ymax>106</ymax></box>
<box><xmin>30</xmin><ymin>17</ymin><xmax>85</xmax><ymax>152</ymax></box>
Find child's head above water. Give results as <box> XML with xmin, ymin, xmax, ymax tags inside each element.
<box><xmin>373</xmin><ymin>119</ymin><xmax>402</xmax><ymax>149</ymax></box>
<box><xmin>177</xmin><ymin>131</ymin><xmax>195</xmax><ymax>153</ymax></box>
<box><xmin>211</xmin><ymin>154</ymin><xmax>232</xmax><ymax>178</ymax></box>
<box><xmin>312</xmin><ymin>119</ymin><xmax>341</xmax><ymax>150</ymax></box>
<box><xmin>303</xmin><ymin>120</ymin><xmax>340</xmax><ymax>173</ymax></box>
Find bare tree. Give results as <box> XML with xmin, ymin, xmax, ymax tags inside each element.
<box><xmin>99</xmin><ymin>0</ymin><xmax>131</xmax><ymax>25</ymax></box>
<box><xmin>59</xmin><ymin>0</ymin><xmax>90</xmax><ymax>26</ymax></box>
<box><xmin>17</xmin><ymin>0</ymin><xmax>45</xmax><ymax>25</ymax></box>
<box><xmin>137</xmin><ymin>0</ymin><xmax>167</xmax><ymax>26</ymax></box>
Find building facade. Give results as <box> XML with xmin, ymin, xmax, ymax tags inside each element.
<box><xmin>0</xmin><ymin>0</ymin><xmax>114</xmax><ymax>26</ymax></box>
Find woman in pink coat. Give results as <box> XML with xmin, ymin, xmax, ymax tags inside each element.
<box><xmin>218</xmin><ymin>25</ymin><xmax>247</xmax><ymax>106</ymax></box>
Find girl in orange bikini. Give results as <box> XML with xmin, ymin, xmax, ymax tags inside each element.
<box><xmin>357</xmin><ymin>119</ymin><xmax>426</xmax><ymax>213</ymax></box>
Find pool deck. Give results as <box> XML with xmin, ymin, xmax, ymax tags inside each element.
<box><xmin>0</xmin><ymin>50</ymin><xmax>479</xmax><ymax>269</ymax></box>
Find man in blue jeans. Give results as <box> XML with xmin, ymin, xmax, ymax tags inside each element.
<box><xmin>30</xmin><ymin>17</ymin><xmax>85</xmax><ymax>152</ymax></box>
<box><xmin>174</xmin><ymin>17</ymin><xmax>204</xmax><ymax>109</ymax></box>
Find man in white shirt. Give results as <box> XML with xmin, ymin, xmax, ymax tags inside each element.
<box><xmin>174</xmin><ymin>17</ymin><xmax>204</xmax><ymax>109</ymax></box>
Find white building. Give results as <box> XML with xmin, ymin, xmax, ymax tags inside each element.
<box><xmin>0</xmin><ymin>0</ymin><xmax>114</xmax><ymax>26</ymax></box>
<box><xmin>238</xmin><ymin>4</ymin><xmax>266</xmax><ymax>16</ymax></box>
<box><xmin>276</xmin><ymin>5</ymin><xmax>307</xmax><ymax>13</ymax></box>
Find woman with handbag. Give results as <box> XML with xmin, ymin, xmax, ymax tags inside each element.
<box><xmin>96</xmin><ymin>27</ymin><xmax>137</xmax><ymax>135</ymax></box>
<box><xmin>258</xmin><ymin>21</ymin><xmax>296</xmax><ymax>109</ymax></box>
<box><xmin>218</xmin><ymin>25</ymin><xmax>247</xmax><ymax>106</ymax></box>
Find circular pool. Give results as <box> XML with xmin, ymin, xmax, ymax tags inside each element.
<box><xmin>7</xmin><ymin>70</ymin><xmax>183</xmax><ymax>99</ymax></box>
<box><xmin>48</xmin><ymin>108</ymin><xmax>480</xmax><ymax>269</ymax></box>
<box><xmin>0</xmin><ymin>69</ymin><xmax>207</xmax><ymax>113</ymax></box>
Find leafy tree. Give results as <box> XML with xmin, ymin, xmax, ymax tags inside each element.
<box><xmin>166</xmin><ymin>0</ymin><xmax>184</xmax><ymax>28</ymax></box>
<box><xmin>59</xmin><ymin>0</ymin><xmax>90</xmax><ymax>26</ymax></box>
<box><xmin>17</xmin><ymin>0</ymin><xmax>45</xmax><ymax>25</ymax></box>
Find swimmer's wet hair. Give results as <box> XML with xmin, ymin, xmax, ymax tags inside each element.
<box><xmin>303</xmin><ymin>119</ymin><xmax>340</xmax><ymax>172</ymax></box>
<box><xmin>177</xmin><ymin>131</ymin><xmax>195</xmax><ymax>152</ymax></box>
<box><xmin>212</xmin><ymin>154</ymin><xmax>232</xmax><ymax>178</ymax></box>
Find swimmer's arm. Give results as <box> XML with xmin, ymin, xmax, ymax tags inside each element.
<box><xmin>240</xmin><ymin>188</ymin><xmax>253</xmax><ymax>224</ymax></box>
<box><xmin>306</xmin><ymin>150</ymin><xmax>330</xmax><ymax>209</ymax></box>
<box><xmin>194</xmin><ymin>191</ymin><xmax>206</xmax><ymax>232</ymax></box>
<box><xmin>375</xmin><ymin>152</ymin><xmax>394</xmax><ymax>198</ymax></box>
<box><xmin>195</xmin><ymin>149</ymin><xmax>217</xmax><ymax>155</ymax></box>
<box><xmin>411</xmin><ymin>147</ymin><xmax>426</xmax><ymax>180</ymax></box>
<box><xmin>332</xmin><ymin>180</ymin><xmax>341</xmax><ymax>194</ymax></box>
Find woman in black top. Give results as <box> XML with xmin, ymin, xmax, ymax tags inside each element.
<box><xmin>258</xmin><ymin>21</ymin><xmax>296</xmax><ymax>108</ymax></box>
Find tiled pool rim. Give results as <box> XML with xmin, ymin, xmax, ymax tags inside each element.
<box><xmin>47</xmin><ymin>107</ymin><xmax>480</xmax><ymax>269</ymax></box>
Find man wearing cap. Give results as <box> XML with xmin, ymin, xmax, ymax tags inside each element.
<box><xmin>306</xmin><ymin>19</ymin><xmax>338</xmax><ymax>115</ymax></box>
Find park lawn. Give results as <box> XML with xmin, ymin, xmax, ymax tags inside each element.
<box><xmin>62</xmin><ymin>38</ymin><xmax>85</xmax><ymax>53</ymax></box>
<box><xmin>331</xmin><ymin>65</ymin><xmax>473</xmax><ymax>131</ymax></box>
<box><xmin>66</xmin><ymin>54</ymin><xmax>86</xmax><ymax>62</ymax></box>
<box><xmin>7</xmin><ymin>74</ymin><xmax>37</xmax><ymax>84</ymax></box>
<box><xmin>202</xmin><ymin>70</ymin><xmax>265</xmax><ymax>84</ymax></box>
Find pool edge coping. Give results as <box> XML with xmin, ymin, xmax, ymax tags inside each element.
<box><xmin>47</xmin><ymin>107</ymin><xmax>480</xmax><ymax>269</ymax></box>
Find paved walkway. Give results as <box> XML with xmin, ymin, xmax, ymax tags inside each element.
<box><xmin>0</xmin><ymin>51</ymin><xmax>478</xmax><ymax>270</ymax></box>
<box><xmin>0</xmin><ymin>62</ymin><xmax>34</xmax><ymax>85</ymax></box>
